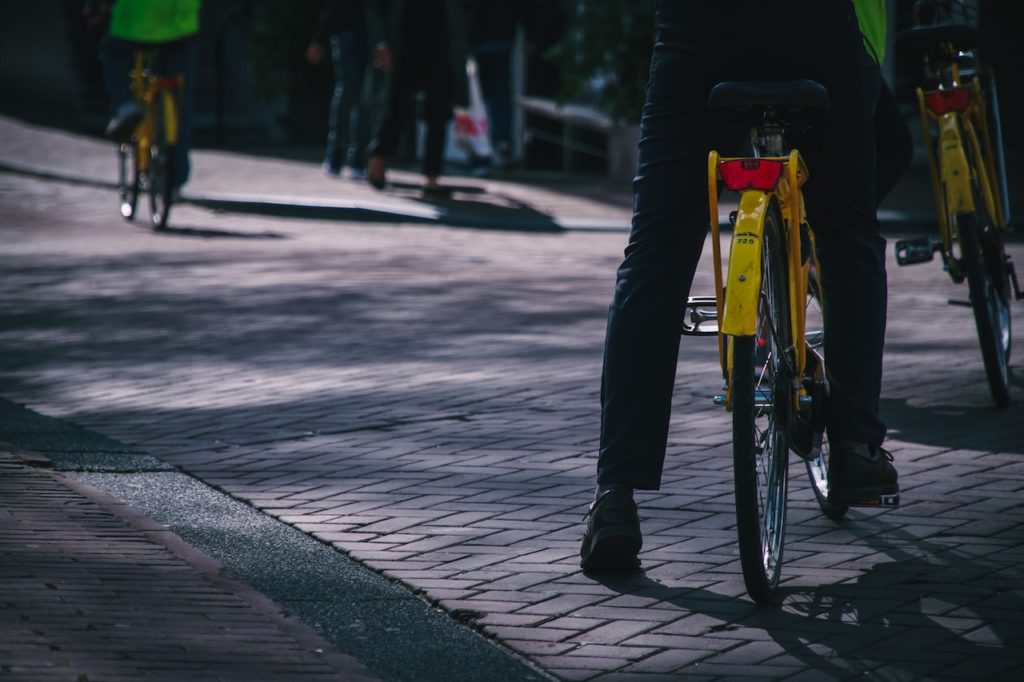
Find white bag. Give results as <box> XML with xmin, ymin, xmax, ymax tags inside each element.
<box><xmin>452</xmin><ymin>57</ymin><xmax>493</xmax><ymax>161</ymax></box>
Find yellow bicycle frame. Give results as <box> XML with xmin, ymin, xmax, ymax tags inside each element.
<box><xmin>708</xmin><ymin>149</ymin><xmax>815</xmax><ymax>410</ymax></box>
<box><xmin>129</xmin><ymin>51</ymin><xmax>182</xmax><ymax>172</ymax></box>
<box><xmin>917</xmin><ymin>76</ymin><xmax>1006</xmax><ymax>257</ymax></box>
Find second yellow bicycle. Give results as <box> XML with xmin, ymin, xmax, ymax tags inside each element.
<box><xmin>118</xmin><ymin>49</ymin><xmax>182</xmax><ymax>230</ymax></box>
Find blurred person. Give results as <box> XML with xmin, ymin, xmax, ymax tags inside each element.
<box><xmin>307</xmin><ymin>0</ymin><xmax>370</xmax><ymax>180</ymax></box>
<box><xmin>469</xmin><ymin>0</ymin><xmax>520</xmax><ymax>170</ymax></box>
<box><xmin>88</xmin><ymin>0</ymin><xmax>201</xmax><ymax>189</ymax></box>
<box><xmin>365</xmin><ymin>0</ymin><xmax>470</xmax><ymax>193</ymax></box>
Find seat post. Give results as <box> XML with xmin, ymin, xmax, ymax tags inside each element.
<box><xmin>752</xmin><ymin>121</ymin><xmax>786</xmax><ymax>157</ymax></box>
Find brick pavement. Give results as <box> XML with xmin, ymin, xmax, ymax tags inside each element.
<box><xmin>2</xmin><ymin>117</ymin><xmax>1024</xmax><ymax>680</ymax></box>
<box><xmin>0</xmin><ymin>450</ymin><xmax>377</xmax><ymax>681</ymax></box>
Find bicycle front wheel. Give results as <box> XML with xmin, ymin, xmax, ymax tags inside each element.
<box><xmin>117</xmin><ymin>142</ymin><xmax>139</xmax><ymax>220</ymax></box>
<box><xmin>958</xmin><ymin>208</ymin><xmax>1012</xmax><ymax>407</ymax></box>
<box><xmin>147</xmin><ymin>99</ymin><xmax>175</xmax><ymax>230</ymax></box>
<box><xmin>732</xmin><ymin>199</ymin><xmax>792</xmax><ymax>604</ymax></box>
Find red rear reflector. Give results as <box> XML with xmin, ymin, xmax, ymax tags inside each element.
<box><xmin>925</xmin><ymin>87</ymin><xmax>971</xmax><ymax>115</ymax></box>
<box><xmin>719</xmin><ymin>159</ymin><xmax>783</xmax><ymax>192</ymax></box>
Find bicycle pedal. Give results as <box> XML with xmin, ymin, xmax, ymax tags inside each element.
<box><xmin>948</xmin><ymin>298</ymin><xmax>972</xmax><ymax>307</ymax></box>
<box><xmin>682</xmin><ymin>296</ymin><xmax>719</xmax><ymax>336</ymax></box>
<box><xmin>895</xmin><ymin>236</ymin><xmax>939</xmax><ymax>266</ymax></box>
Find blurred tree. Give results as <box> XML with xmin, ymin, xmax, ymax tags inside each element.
<box><xmin>249</xmin><ymin>0</ymin><xmax>321</xmax><ymax>96</ymax></box>
<box><xmin>548</xmin><ymin>0</ymin><xmax>653</xmax><ymax>124</ymax></box>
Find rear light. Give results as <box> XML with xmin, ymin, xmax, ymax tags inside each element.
<box><xmin>925</xmin><ymin>87</ymin><xmax>971</xmax><ymax>115</ymax></box>
<box><xmin>718</xmin><ymin>159</ymin><xmax>784</xmax><ymax>192</ymax></box>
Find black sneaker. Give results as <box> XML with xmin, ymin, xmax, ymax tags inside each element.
<box><xmin>579</xmin><ymin>487</ymin><xmax>642</xmax><ymax>573</ymax></box>
<box><xmin>828</xmin><ymin>441</ymin><xmax>900</xmax><ymax>507</ymax></box>
<box><xmin>105</xmin><ymin>102</ymin><xmax>144</xmax><ymax>143</ymax></box>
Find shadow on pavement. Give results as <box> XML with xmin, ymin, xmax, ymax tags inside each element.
<box><xmin>880</xmin><ymin>393</ymin><xmax>1024</xmax><ymax>454</ymax></box>
<box><xmin>152</xmin><ymin>224</ymin><xmax>289</xmax><ymax>240</ymax></box>
<box><xmin>591</xmin><ymin>511</ymin><xmax>1024</xmax><ymax>678</ymax></box>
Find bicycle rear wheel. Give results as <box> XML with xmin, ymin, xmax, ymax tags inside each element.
<box><xmin>147</xmin><ymin>99</ymin><xmax>175</xmax><ymax>230</ymax></box>
<box><xmin>732</xmin><ymin>199</ymin><xmax>791</xmax><ymax>604</ymax></box>
<box><xmin>803</xmin><ymin>266</ymin><xmax>848</xmax><ymax>520</ymax></box>
<box><xmin>117</xmin><ymin>142</ymin><xmax>139</xmax><ymax>220</ymax></box>
<box><xmin>958</xmin><ymin>205</ymin><xmax>1012</xmax><ymax>407</ymax></box>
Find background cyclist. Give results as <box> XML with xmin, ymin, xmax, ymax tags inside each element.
<box><xmin>88</xmin><ymin>0</ymin><xmax>201</xmax><ymax>192</ymax></box>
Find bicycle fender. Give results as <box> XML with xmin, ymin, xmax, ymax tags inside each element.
<box><xmin>163</xmin><ymin>91</ymin><xmax>179</xmax><ymax>145</ymax></box>
<box><xmin>722</xmin><ymin>190</ymin><xmax>769</xmax><ymax>337</ymax></box>
<box><xmin>938</xmin><ymin>113</ymin><xmax>975</xmax><ymax>215</ymax></box>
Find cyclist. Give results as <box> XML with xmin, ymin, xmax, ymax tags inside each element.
<box><xmin>89</xmin><ymin>0</ymin><xmax>201</xmax><ymax>191</ymax></box>
<box><xmin>581</xmin><ymin>0</ymin><xmax>911</xmax><ymax>573</ymax></box>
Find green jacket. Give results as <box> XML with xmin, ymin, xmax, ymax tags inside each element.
<box><xmin>108</xmin><ymin>0</ymin><xmax>201</xmax><ymax>43</ymax></box>
<box><xmin>853</xmin><ymin>0</ymin><xmax>886</xmax><ymax>64</ymax></box>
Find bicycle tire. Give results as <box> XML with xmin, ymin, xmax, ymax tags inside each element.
<box><xmin>117</xmin><ymin>142</ymin><xmax>139</xmax><ymax>221</ymax></box>
<box><xmin>147</xmin><ymin>99</ymin><xmax>175</xmax><ymax>230</ymax></box>
<box><xmin>958</xmin><ymin>205</ymin><xmax>1012</xmax><ymax>407</ymax></box>
<box><xmin>732</xmin><ymin>199</ymin><xmax>791</xmax><ymax>604</ymax></box>
<box><xmin>803</xmin><ymin>267</ymin><xmax>848</xmax><ymax>520</ymax></box>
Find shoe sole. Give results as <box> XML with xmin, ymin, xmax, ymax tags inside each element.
<box><xmin>580</xmin><ymin>525</ymin><xmax>642</xmax><ymax>574</ymax></box>
<box><xmin>829</xmin><ymin>485</ymin><xmax>900</xmax><ymax>508</ymax></box>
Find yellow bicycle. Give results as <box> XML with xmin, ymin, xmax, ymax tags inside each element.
<box><xmin>118</xmin><ymin>49</ymin><xmax>183</xmax><ymax>230</ymax></box>
<box><xmin>683</xmin><ymin>79</ymin><xmax>897</xmax><ymax>604</ymax></box>
<box><xmin>895</xmin><ymin>1</ymin><xmax>1020</xmax><ymax>406</ymax></box>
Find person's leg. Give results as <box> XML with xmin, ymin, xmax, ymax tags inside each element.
<box><xmin>874</xmin><ymin>77</ymin><xmax>913</xmax><ymax>206</ymax></box>
<box><xmin>323</xmin><ymin>34</ymin><xmax>348</xmax><ymax>174</ymax></box>
<box><xmin>798</xmin><ymin>53</ymin><xmax>887</xmax><ymax>448</ymax></box>
<box><xmin>475</xmin><ymin>47</ymin><xmax>513</xmax><ymax>161</ymax></box>
<box><xmin>583</xmin><ymin>30</ymin><xmax>728</xmax><ymax>571</ymax></box>
<box><xmin>99</xmin><ymin>35</ymin><xmax>134</xmax><ymax>113</ymax></box>
<box><xmin>99</xmin><ymin>35</ymin><xmax>144</xmax><ymax>141</ymax></box>
<box><xmin>156</xmin><ymin>35</ymin><xmax>200</xmax><ymax>188</ymax></box>
<box><xmin>422</xmin><ymin>117</ymin><xmax>447</xmax><ymax>183</ymax></box>
<box><xmin>598</xmin><ymin>56</ymin><xmax>724</xmax><ymax>490</ymax></box>
<box><xmin>338</xmin><ymin>30</ymin><xmax>369</xmax><ymax>173</ymax></box>
<box><xmin>367</xmin><ymin>41</ymin><xmax>418</xmax><ymax>187</ymax></box>
<box><xmin>420</xmin><ymin>47</ymin><xmax>453</xmax><ymax>183</ymax></box>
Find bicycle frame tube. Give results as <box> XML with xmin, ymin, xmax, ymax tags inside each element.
<box><xmin>130</xmin><ymin>51</ymin><xmax>151</xmax><ymax>173</ymax></box>
<box><xmin>780</xmin><ymin>150</ymin><xmax>808</xmax><ymax>379</ymax></box>
<box><xmin>161</xmin><ymin>87</ymin><xmax>179</xmax><ymax>146</ymax></box>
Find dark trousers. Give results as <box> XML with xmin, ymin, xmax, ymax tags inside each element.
<box><xmin>369</xmin><ymin>7</ymin><xmax>453</xmax><ymax>178</ymax></box>
<box><xmin>475</xmin><ymin>45</ymin><xmax>513</xmax><ymax>150</ymax></box>
<box><xmin>598</xmin><ymin>0</ymin><xmax>910</xmax><ymax>489</ymax></box>
<box><xmin>99</xmin><ymin>34</ymin><xmax>199</xmax><ymax>188</ymax></box>
<box><xmin>325</xmin><ymin>29</ymin><xmax>369</xmax><ymax>171</ymax></box>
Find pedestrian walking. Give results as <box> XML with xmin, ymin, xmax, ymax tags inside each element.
<box><xmin>307</xmin><ymin>0</ymin><xmax>371</xmax><ymax>180</ymax></box>
<box><xmin>365</xmin><ymin>0</ymin><xmax>470</xmax><ymax>193</ymax></box>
